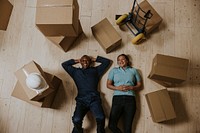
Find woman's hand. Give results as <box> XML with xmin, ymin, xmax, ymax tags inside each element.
<box><xmin>117</xmin><ymin>85</ymin><xmax>129</xmax><ymax>91</ymax></box>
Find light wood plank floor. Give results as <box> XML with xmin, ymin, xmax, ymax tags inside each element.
<box><xmin>0</xmin><ymin>0</ymin><xmax>200</xmax><ymax>133</ymax></box>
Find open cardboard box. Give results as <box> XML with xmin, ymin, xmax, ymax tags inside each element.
<box><xmin>12</xmin><ymin>72</ymin><xmax>62</xmax><ymax>108</ymax></box>
<box><xmin>91</xmin><ymin>18</ymin><xmax>122</xmax><ymax>53</ymax></box>
<box><xmin>36</xmin><ymin>0</ymin><xmax>79</xmax><ymax>36</ymax></box>
<box><xmin>15</xmin><ymin>61</ymin><xmax>55</xmax><ymax>101</ymax></box>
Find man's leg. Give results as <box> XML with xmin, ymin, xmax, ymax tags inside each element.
<box><xmin>72</xmin><ymin>102</ymin><xmax>89</xmax><ymax>133</ymax></box>
<box><xmin>90</xmin><ymin>98</ymin><xmax>105</xmax><ymax>133</ymax></box>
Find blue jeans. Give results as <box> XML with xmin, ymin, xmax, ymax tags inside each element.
<box><xmin>72</xmin><ymin>96</ymin><xmax>105</xmax><ymax>133</ymax></box>
<box><xmin>109</xmin><ymin>95</ymin><xmax>136</xmax><ymax>133</ymax></box>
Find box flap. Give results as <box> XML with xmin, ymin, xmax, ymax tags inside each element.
<box><xmin>145</xmin><ymin>91</ymin><xmax>166</xmax><ymax>122</ymax></box>
<box><xmin>12</xmin><ymin>81</ymin><xmax>43</xmax><ymax>107</ymax></box>
<box><xmin>145</xmin><ymin>89</ymin><xmax>176</xmax><ymax>122</ymax></box>
<box><xmin>158</xmin><ymin>90</ymin><xmax>176</xmax><ymax>120</ymax></box>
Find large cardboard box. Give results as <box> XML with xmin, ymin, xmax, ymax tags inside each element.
<box><xmin>148</xmin><ymin>54</ymin><xmax>189</xmax><ymax>86</ymax></box>
<box><xmin>36</xmin><ymin>0</ymin><xmax>79</xmax><ymax>36</ymax></box>
<box><xmin>135</xmin><ymin>0</ymin><xmax>162</xmax><ymax>34</ymax></box>
<box><xmin>0</xmin><ymin>0</ymin><xmax>13</xmax><ymax>30</ymax></box>
<box><xmin>12</xmin><ymin>72</ymin><xmax>62</xmax><ymax>108</ymax></box>
<box><xmin>91</xmin><ymin>18</ymin><xmax>122</xmax><ymax>53</ymax></box>
<box><xmin>145</xmin><ymin>89</ymin><xmax>176</xmax><ymax>122</ymax></box>
<box><xmin>47</xmin><ymin>20</ymin><xmax>83</xmax><ymax>52</ymax></box>
<box><xmin>15</xmin><ymin>61</ymin><xmax>54</xmax><ymax>101</ymax></box>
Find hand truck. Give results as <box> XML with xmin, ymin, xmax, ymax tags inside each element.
<box><xmin>116</xmin><ymin>0</ymin><xmax>153</xmax><ymax>44</ymax></box>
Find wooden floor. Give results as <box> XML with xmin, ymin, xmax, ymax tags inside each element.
<box><xmin>0</xmin><ymin>0</ymin><xmax>200</xmax><ymax>133</ymax></box>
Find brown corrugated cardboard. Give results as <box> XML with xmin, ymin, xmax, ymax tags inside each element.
<box><xmin>15</xmin><ymin>61</ymin><xmax>54</xmax><ymax>101</ymax></box>
<box><xmin>91</xmin><ymin>18</ymin><xmax>122</xmax><ymax>53</ymax></box>
<box><xmin>135</xmin><ymin>0</ymin><xmax>162</xmax><ymax>34</ymax></box>
<box><xmin>12</xmin><ymin>72</ymin><xmax>62</xmax><ymax>108</ymax></box>
<box><xmin>148</xmin><ymin>54</ymin><xmax>189</xmax><ymax>86</ymax></box>
<box><xmin>0</xmin><ymin>0</ymin><xmax>13</xmax><ymax>30</ymax></box>
<box><xmin>47</xmin><ymin>20</ymin><xmax>83</xmax><ymax>52</ymax></box>
<box><xmin>36</xmin><ymin>0</ymin><xmax>79</xmax><ymax>36</ymax></box>
<box><xmin>145</xmin><ymin>89</ymin><xmax>176</xmax><ymax>122</ymax></box>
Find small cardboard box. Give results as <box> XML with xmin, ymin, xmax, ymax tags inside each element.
<box><xmin>145</xmin><ymin>89</ymin><xmax>176</xmax><ymax>122</ymax></box>
<box><xmin>91</xmin><ymin>18</ymin><xmax>122</xmax><ymax>53</ymax></box>
<box><xmin>135</xmin><ymin>0</ymin><xmax>162</xmax><ymax>34</ymax></box>
<box><xmin>148</xmin><ymin>54</ymin><xmax>189</xmax><ymax>86</ymax></box>
<box><xmin>15</xmin><ymin>61</ymin><xmax>54</xmax><ymax>101</ymax></box>
<box><xmin>0</xmin><ymin>0</ymin><xmax>13</xmax><ymax>30</ymax></box>
<box><xmin>36</xmin><ymin>0</ymin><xmax>79</xmax><ymax>36</ymax></box>
<box><xmin>47</xmin><ymin>20</ymin><xmax>83</xmax><ymax>52</ymax></box>
<box><xmin>12</xmin><ymin>72</ymin><xmax>62</xmax><ymax>108</ymax></box>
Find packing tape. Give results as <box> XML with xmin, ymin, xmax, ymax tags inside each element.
<box><xmin>27</xmin><ymin>4</ymin><xmax>75</xmax><ymax>8</ymax></box>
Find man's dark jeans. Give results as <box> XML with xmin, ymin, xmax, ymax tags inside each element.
<box><xmin>72</xmin><ymin>97</ymin><xmax>105</xmax><ymax>133</ymax></box>
<box><xmin>108</xmin><ymin>95</ymin><xmax>136</xmax><ymax>133</ymax></box>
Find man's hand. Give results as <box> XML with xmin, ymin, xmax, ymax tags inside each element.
<box><xmin>74</xmin><ymin>59</ymin><xmax>80</xmax><ymax>63</ymax></box>
<box><xmin>91</xmin><ymin>57</ymin><xmax>96</xmax><ymax>62</ymax></box>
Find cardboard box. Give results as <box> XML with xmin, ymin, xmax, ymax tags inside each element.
<box><xmin>36</xmin><ymin>0</ymin><xmax>79</xmax><ymax>36</ymax></box>
<box><xmin>15</xmin><ymin>61</ymin><xmax>55</xmax><ymax>101</ymax></box>
<box><xmin>145</xmin><ymin>89</ymin><xmax>176</xmax><ymax>122</ymax></box>
<box><xmin>91</xmin><ymin>18</ymin><xmax>122</xmax><ymax>53</ymax></box>
<box><xmin>148</xmin><ymin>54</ymin><xmax>189</xmax><ymax>86</ymax></box>
<box><xmin>47</xmin><ymin>20</ymin><xmax>83</xmax><ymax>52</ymax></box>
<box><xmin>135</xmin><ymin>0</ymin><xmax>162</xmax><ymax>34</ymax></box>
<box><xmin>12</xmin><ymin>72</ymin><xmax>62</xmax><ymax>108</ymax></box>
<box><xmin>0</xmin><ymin>0</ymin><xmax>13</xmax><ymax>30</ymax></box>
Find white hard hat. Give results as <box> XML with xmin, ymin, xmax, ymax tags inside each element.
<box><xmin>26</xmin><ymin>73</ymin><xmax>46</xmax><ymax>90</ymax></box>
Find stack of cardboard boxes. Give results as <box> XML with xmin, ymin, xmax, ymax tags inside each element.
<box><xmin>0</xmin><ymin>0</ymin><xmax>13</xmax><ymax>30</ymax></box>
<box><xmin>145</xmin><ymin>54</ymin><xmax>189</xmax><ymax>122</ymax></box>
<box><xmin>12</xmin><ymin>61</ymin><xmax>62</xmax><ymax>108</ymax></box>
<box><xmin>35</xmin><ymin>0</ymin><xmax>83</xmax><ymax>52</ymax></box>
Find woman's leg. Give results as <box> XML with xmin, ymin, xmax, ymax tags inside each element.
<box><xmin>123</xmin><ymin>96</ymin><xmax>136</xmax><ymax>133</ymax></box>
<box><xmin>108</xmin><ymin>96</ymin><xmax>123</xmax><ymax>133</ymax></box>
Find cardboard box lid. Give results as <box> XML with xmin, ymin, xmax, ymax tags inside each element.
<box><xmin>0</xmin><ymin>0</ymin><xmax>13</xmax><ymax>30</ymax></box>
<box><xmin>14</xmin><ymin>61</ymin><xmax>54</xmax><ymax>100</ymax></box>
<box><xmin>145</xmin><ymin>89</ymin><xmax>176</xmax><ymax>122</ymax></box>
<box><xmin>91</xmin><ymin>18</ymin><xmax>122</xmax><ymax>50</ymax></box>
<box><xmin>150</xmin><ymin>54</ymin><xmax>189</xmax><ymax>82</ymax></box>
<box><xmin>136</xmin><ymin>0</ymin><xmax>162</xmax><ymax>33</ymax></box>
<box><xmin>12</xmin><ymin>72</ymin><xmax>61</xmax><ymax>108</ymax></box>
<box><xmin>36</xmin><ymin>0</ymin><xmax>79</xmax><ymax>24</ymax></box>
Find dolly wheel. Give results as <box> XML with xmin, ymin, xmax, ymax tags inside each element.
<box><xmin>132</xmin><ymin>33</ymin><xmax>145</xmax><ymax>44</ymax></box>
<box><xmin>116</xmin><ymin>14</ymin><xmax>128</xmax><ymax>25</ymax></box>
